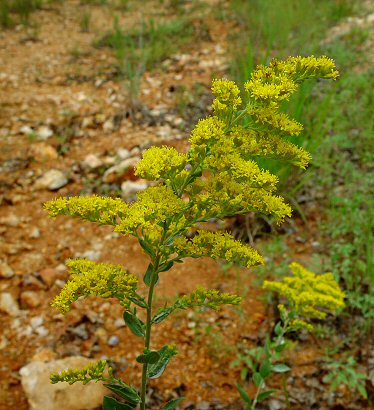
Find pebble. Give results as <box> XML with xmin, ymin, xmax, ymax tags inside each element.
<box><xmin>20</xmin><ymin>291</ymin><xmax>42</xmax><ymax>308</ymax></box>
<box><xmin>102</xmin><ymin>157</ymin><xmax>140</xmax><ymax>183</ymax></box>
<box><xmin>0</xmin><ymin>292</ymin><xmax>20</xmax><ymax>316</ymax></box>
<box><xmin>20</xmin><ymin>357</ymin><xmax>108</xmax><ymax>410</ymax></box>
<box><xmin>0</xmin><ymin>261</ymin><xmax>15</xmax><ymax>278</ymax></box>
<box><xmin>121</xmin><ymin>180</ymin><xmax>148</xmax><ymax>201</ymax></box>
<box><xmin>196</xmin><ymin>401</ymin><xmax>210</xmax><ymax>410</ymax></box>
<box><xmin>0</xmin><ymin>214</ymin><xmax>21</xmax><ymax>227</ymax></box>
<box><xmin>81</xmin><ymin>154</ymin><xmax>103</xmax><ymax>170</ymax></box>
<box><xmin>114</xmin><ymin>318</ymin><xmax>125</xmax><ymax>328</ymax></box>
<box><xmin>30</xmin><ymin>316</ymin><xmax>44</xmax><ymax>329</ymax></box>
<box><xmin>36</xmin><ymin>126</ymin><xmax>53</xmax><ymax>140</ymax></box>
<box><xmin>29</xmin><ymin>227</ymin><xmax>41</xmax><ymax>239</ymax></box>
<box><xmin>35</xmin><ymin>326</ymin><xmax>49</xmax><ymax>337</ymax></box>
<box><xmin>39</xmin><ymin>268</ymin><xmax>61</xmax><ymax>288</ymax></box>
<box><xmin>107</xmin><ymin>335</ymin><xmax>119</xmax><ymax>347</ymax></box>
<box><xmin>117</xmin><ymin>148</ymin><xmax>131</xmax><ymax>160</ymax></box>
<box><xmin>20</xmin><ymin>125</ymin><xmax>34</xmax><ymax>135</ymax></box>
<box><xmin>35</xmin><ymin>169</ymin><xmax>68</xmax><ymax>190</ymax></box>
<box><xmin>31</xmin><ymin>144</ymin><xmax>58</xmax><ymax>161</ymax></box>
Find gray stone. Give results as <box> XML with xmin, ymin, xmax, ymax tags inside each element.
<box><xmin>20</xmin><ymin>356</ymin><xmax>109</xmax><ymax>410</ymax></box>
<box><xmin>0</xmin><ymin>292</ymin><xmax>20</xmax><ymax>316</ymax></box>
<box><xmin>35</xmin><ymin>170</ymin><xmax>68</xmax><ymax>190</ymax></box>
<box><xmin>0</xmin><ymin>214</ymin><xmax>21</xmax><ymax>227</ymax></box>
<box><xmin>117</xmin><ymin>148</ymin><xmax>131</xmax><ymax>160</ymax></box>
<box><xmin>107</xmin><ymin>335</ymin><xmax>119</xmax><ymax>347</ymax></box>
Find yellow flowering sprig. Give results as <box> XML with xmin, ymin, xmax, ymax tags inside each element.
<box><xmin>52</xmin><ymin>259</ymin><xmax>138</xmax><ymax>314</ymax></box>
<box><xmin>44</xmin><ymin>195</ymin><xmax>128</xmax><ymax>226</ymax></box>
<box><xmin>50</xmin><ymin>360</ymin><xmax>109</xmax><ymax>385</ymax></box>
<box><xmin>153</xmin><ymin>287</ymin><xmax>242</xmax><ymax>323</ymax></box>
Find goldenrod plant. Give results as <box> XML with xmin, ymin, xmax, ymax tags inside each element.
<box><xmin>44</xmin><ymin>56</ymin><xmax>339</xmax><ymax>410</ymax></box>
<box><xmin>236</xmin><ymin>263</ymin><xmax>345</xmax><ymax>410</ymax></box>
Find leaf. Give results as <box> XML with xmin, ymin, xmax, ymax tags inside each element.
<box><xmin>272</xmin><ymin>364</ymin><xmax>291</xmax><ymax>373</ymax></box>
<box><xmin>128</xmin><ymin>295</ymin><xmax>148</xmax><ymax>309</ymax></box>
<box><xmin>147</xmin><ymin>345</ymin><xmax>177</xmax><ymax>379</ymax></box>
<box><xmin>143</xmin><ymin>263</ymin><xmax>159</xmax><ymax>287</ymax></box>
<box><xmin>139</xmin><ymin>239</ymin><xmax>156</xmax><ymax>258</ymax></box>
<box><xmin>274</xmin><ymin>340</ymin><xmax>286</xmax><ymax>353</ymax></box>
<box><xmin>152</xmin><ymin>307</ymin><xmax>173</xmax><ymax>324</ymax></box>
<box><xmin>123</xmin><ymin>311</ymin><xmax>145</xmax><ymax>337</ymax></box>
<box><xmin>104</xmin><ymin>384</ymin><xmax>141</xmax><ymax>405</ymax></box>
<box><xmin>253</xmin><ymin>372</ymin><xmax>263</xmax><ymax>387</ymax></box>
<box><xmin>260</xmin><ymin>358</ymin><xmax>271</xmax><ymax>379</ymax></box>
<box><xmin>103</xmin><ymin>396</ymin><xmax>134</xmax><ymax>410</ymax></box>
<box><xmin>160</xmin><ymin>397</ymin><xmax>185</xmax><ymax>410</ymax></box>
<box><xmin>136</xmin><ymin>351</ymin><xmax>160</xmax><ymax>364</ymax></box>
<box><xmin>357</xmin><ymin>383</ymin><xmax>368</xmax><ymax>399</ymax></box>
<box><xmin>257</xmin><ymin>389</ymin><xmax>278</xmax><ymax>402</ymax></box>
<box><xmin>236</xmin><ymin>383</ymin><xmax>252</xmax><ymax>405</ymax></box>
<box><xmin>274</xmin><ymin>322</ymin><xmax>283</xmax><ymax>336</ymax></box>
<box><xmin>159</xmin><ymin>261</ymin><xmax>174</xmax><ymax>272</ymax></box>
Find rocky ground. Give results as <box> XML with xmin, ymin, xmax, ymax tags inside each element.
<box><xmin>0</xmin><ymin>1</ymin><xmax>373</xmax><ymax>409</ymax></box>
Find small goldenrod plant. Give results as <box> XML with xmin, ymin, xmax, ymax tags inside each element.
<box><xmin>44</xmin><ymin>56</ymin><xmax>339</xmax><ymax>410</ymax></box>
<box><xmin>236</xmin><ymin>262</ymin><xmax>345</xmax><ymax>410</ymax></box>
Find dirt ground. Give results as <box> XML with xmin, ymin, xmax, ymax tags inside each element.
<box><xmin>0</xmin><ymin>1</ymin><xmax>372</xmax><ymax>409</ymax></box>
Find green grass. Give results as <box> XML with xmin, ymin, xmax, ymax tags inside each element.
<box><xmin>1</xmin><ymin>0</ymin><xmax>43</xmax><ymax>27</ymax></box>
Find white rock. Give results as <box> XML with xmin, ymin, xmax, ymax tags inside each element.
<box><xmin>35</xmin><ymin>326</ymin><xmax>49</xmax><ymax>337</ymax></box>
<box><xmin>121</xmin><ymin>180</ymin><xmax>148</xmax><ymax>200</ymax></box>
<box><xmin>0</xmin><ymin>214</ymin><xmax>21</xmax><ymax>227</ymax></box>
<box><xmin>0</xmin><ymin>261</ymin><xmax>15</xmax><ymax>278</ymax></box>
<box><xmin>81</xmin><ymin>154</ymin><xmax>103</xmax><ymax>170</ymax></box>
<box><xmin>0</xmin><ymin>292</ymin><xmax>20</xmax><ymax>316</ymax></box>
<box><xmin>29</xmin><ymin>227</ymin><xmax>41</xmax><ymax>239</ymax></box>
<box><xmin>20</xmin><ymin>357</ymin><xmax>109</xmax><ymax>410</ymax></box>
<box><xmin>117</xmin><ymin>148</ymin><xmax>131</xmax><ymax>160</ymax></box>
<box><xmin>103</xmin><ymin>119</ymin><xmax>114</xmax><ymax>132</ymax></box>
<box><xmin>36</xmin><ymin>126</ymin><xmax>53</xmax><ymax>141</ymax></box>
<box><xmin>20</xmin><ymin>125</ymin><xmax>34</xmax><ymax>135</ymax></box>
<box><xmin>35</xmin><ymin>170</ymin><xmax>68</xmax><ymax>191</ymax></box>
<box><xmin>102</xmin><ymin>157</ymin><xmax>140</xmax><ymax>183</ymax></box>
<box><xmin>30</xmin><ymin>316</ymin><xmax>44</xmax><ymax>329</ymax></box>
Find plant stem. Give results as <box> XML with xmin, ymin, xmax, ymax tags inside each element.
<box><xmin>140</xmin><ymin>255</ymin><xmax>160</xmax><ymax>410</ymax></box>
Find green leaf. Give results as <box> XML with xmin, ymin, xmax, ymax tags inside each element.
<box><xmin>143</xmin><ymin>263</ymin><xmax>159</xmax><ymax>287</ymax></box>
<box><xmin>274</xmin><ymin>322</ymin><xmax>283</xmax><ymax>336</ymax></box>
<box><xmin>357</xmin><ymin>383</ymin><xmax>368</xmax><ymax>399</ymax></box>
<box><xmin>160</xmin><ymin>397</ymin><xmax>185</xmax><ymax>410</ymax></box>
<box><xmin>147</xmin><ymin>345</ymin><xmax>177</xmax><ymax>379</ymax></box>
<box><xmin>257</xmin><ymin>389</ymin><xmax>278</xmax><ymax>402</ymax></box>
<box><xmin>253</xmin><ymin>372</ymin><xmax>263</xmax><ymax>387</ymax></box>
<box><xmin>274</xmin><ymin>340</ymin><xmax>286</xmax><ymax>353</ymax></box>
<box><xmin>159</xmin><ymin>261</ymin><xmax>174</xmax><ymax>272</ymax></box>
<box><xmin>236</xmin><ymin>383</ymin><xmax>251</xmax><ymax>405</ymax></box>
<box><xmin>123</xmin><ymin>311</ymin><xmax>145</xmax><ymax>337</ymax></box>
<box><xmin>260</xmin><ymin>358</ymin><xmax>271</xmax><ymax>379</ymax></box>
<box><xmin>152</xmin><ymin>307</ymin><xmax>173</xmax><ymax>324</ymax></box>
<box><xmin>136</xmin><ymin>351</ymin><xmax>160</xmax><ymax>364</ymax></box>
<box><xmin>128</xmin><ymin>295</ymin><xmax>148</xmax><ymax>309</ymax></box>
<box><xmin>139</xmin><ymin>239</ymin><xmax>156</xmax><ymax>258</ymax></box>
<box><xmin>103</xmin><ymin>396</ymin><xmax>134</xmax><ymax>410</ymax></box>
<box><xmin>104</xmin><ymin>384</ymin><xmax>141</xmax><ymax>405</ymax></box>
<box><xmin>272</xmin><ymin>364</ymin><xmax>291</xmax><ymax>373</ymax></box>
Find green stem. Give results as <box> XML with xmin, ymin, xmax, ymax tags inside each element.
<box><xmin>140</xmin><ymin>255</ymin><xmax>161</xmax><ymax>410</ymax></box>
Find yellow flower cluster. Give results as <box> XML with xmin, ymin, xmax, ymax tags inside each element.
<box><xmin>192</xmin><ymin>175</ymin><xmax>292</xmax><ymax>223</ymax></box>
<box><xmin>247</xmin><ymin>104</ymin><xmax>303</xmax><ymax>136</ymax></box>
<box><xmin>115</xmin><ymin>185</ymin><xmax>186</xmax><ymax>242</ymax></box>
<box><xmin>233</xmin><ymin>127</ymin><xmax>311</xmax><ymax>169</ymax></box>
<box><xmin>173</xmin><ymin>230</ymin><xmax>264</xmax><ymax>268</ymax></box>
<box><xmin>52</xmin><ymin>259</ymin><xmax>138</xmax><ymax>314</ymax></box>
<box><xmin>245</xmin><ymin>73</ymin><xmax>297</xmax><ymax>102</ymax></box>
<box><xmin>211</xmin><ymin>78</ymin><xmax>242</xmax><ymax>115</ymax></box>
<box><xmin>50</xmin><ymin>360</ymin><xmax>108</xmax><ymax>385</ymax></box>
<box><xmin>263</xmin><ymin>262</ymin><xmax>345</xmax><ymax>322</ymax></box>
<box><xmin>135</xmin><ymin>146</ymin><xmax>187</xmax><ymax>181</ymax></box>
<box><xmin>44</xmin><ymin>195</ymin><xmax>128</xmax><ymax>226</ymax></box>
<box><xmin>189</xmin><ymin>116</ymin><xmax>226</xmax><ymax>152</ymax></box>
